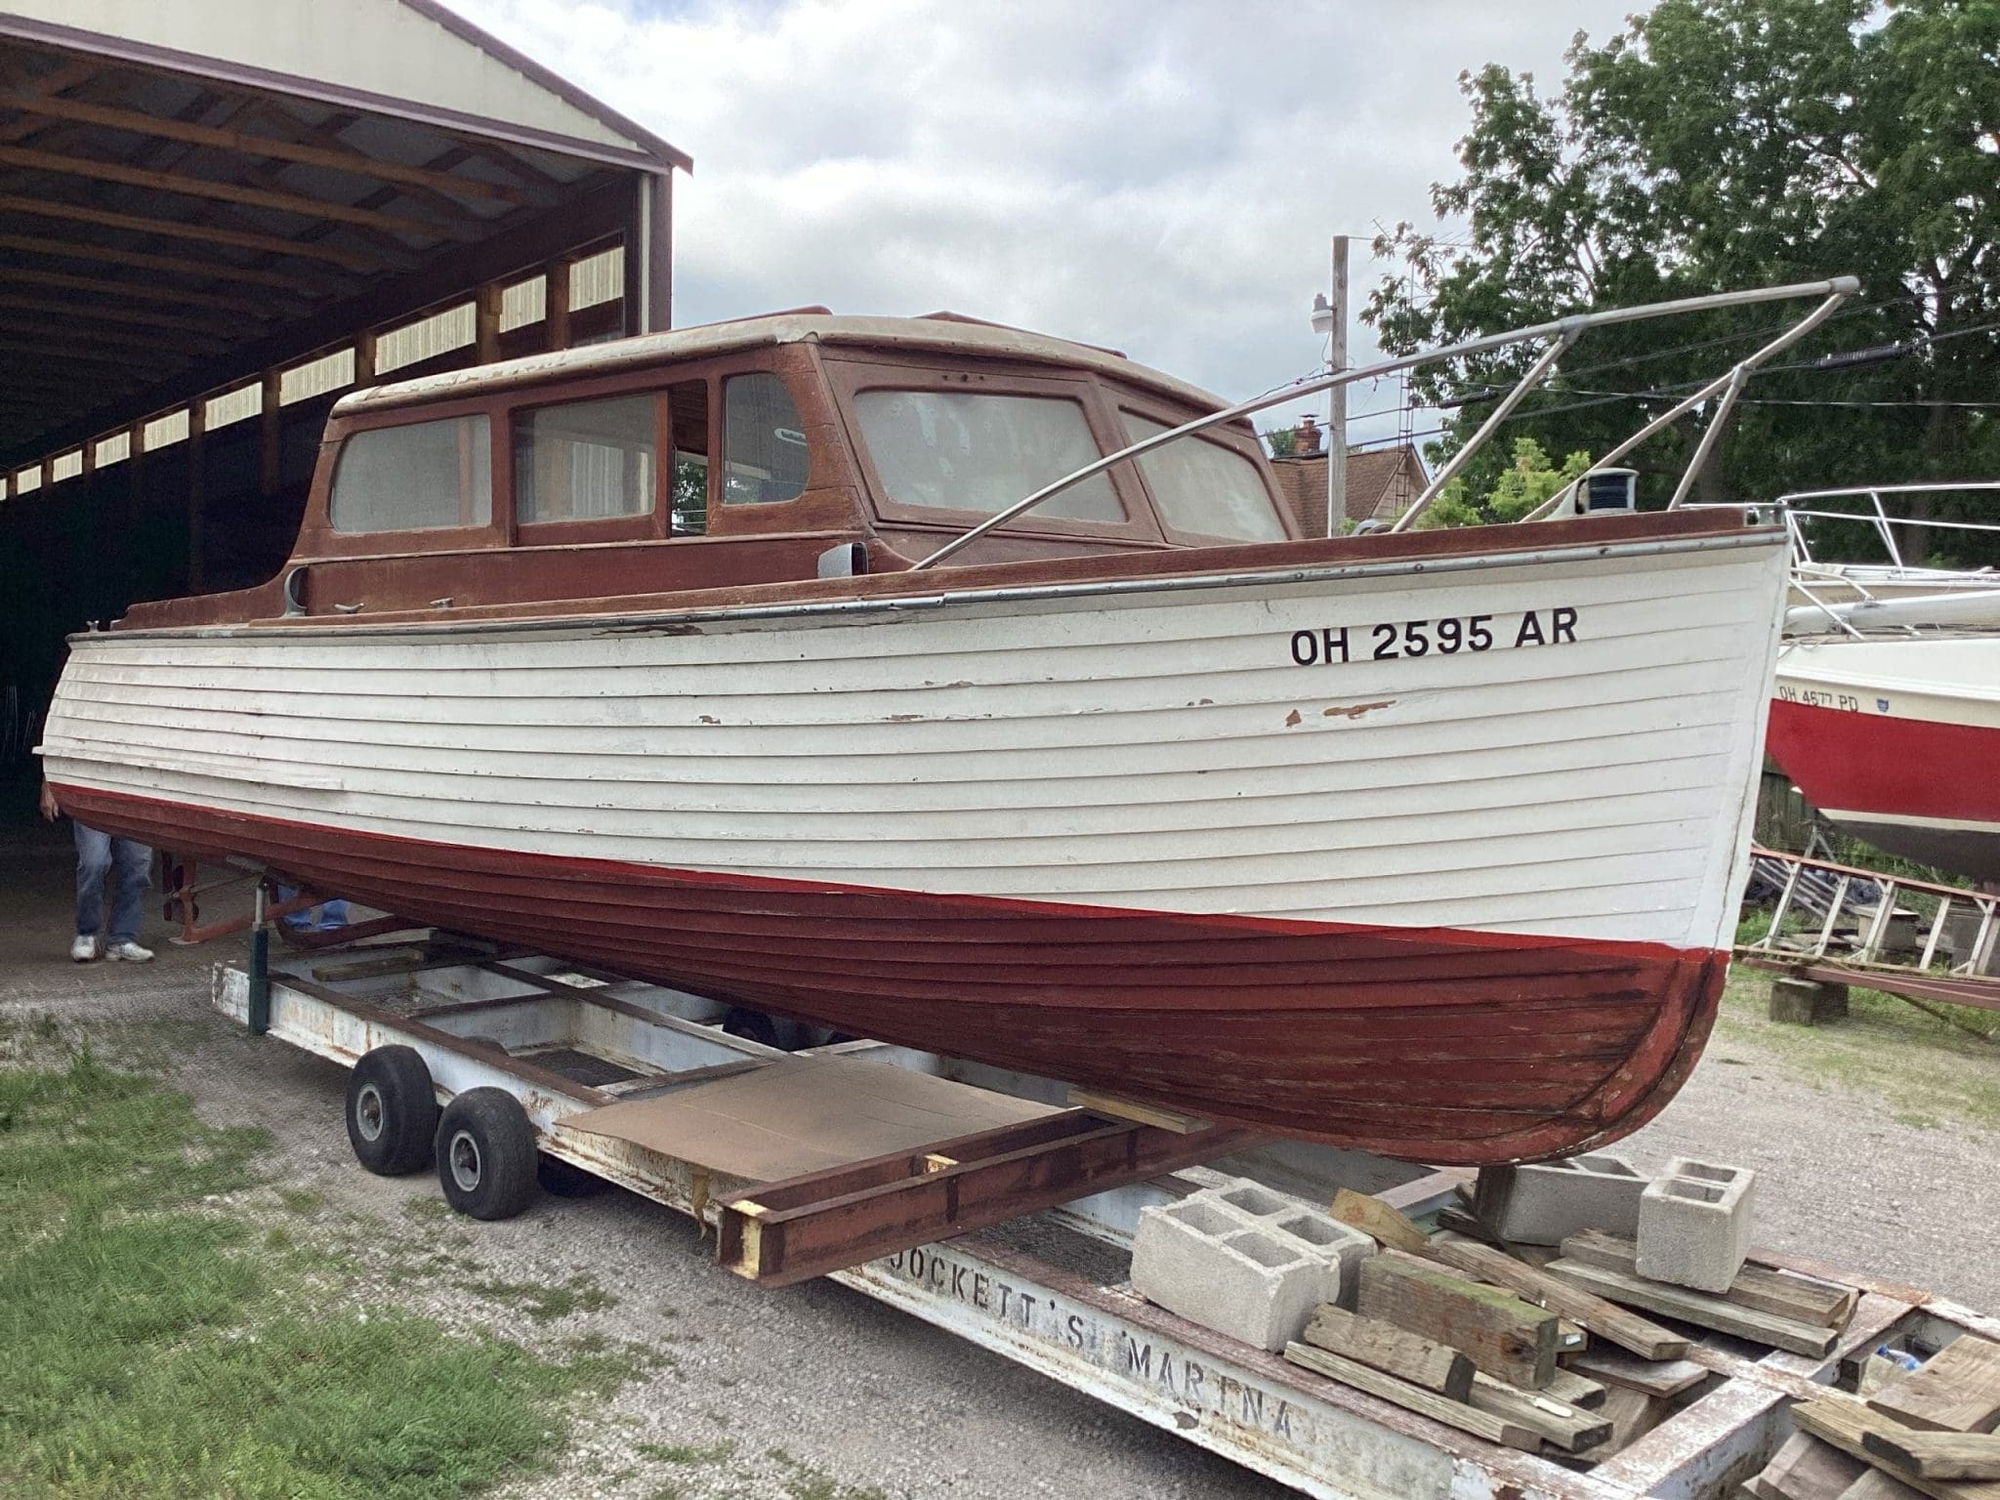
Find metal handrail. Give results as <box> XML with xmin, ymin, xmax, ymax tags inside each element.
<box><xmin>909</xmin><ymin>275</ymin><xmax>1860</xmax><ymax>571</ymax></box>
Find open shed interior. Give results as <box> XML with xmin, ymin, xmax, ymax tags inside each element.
<box><xmin>0</xmin><ymin>0</ymin><xmax>685</xmax><ymax>775</ymax></box>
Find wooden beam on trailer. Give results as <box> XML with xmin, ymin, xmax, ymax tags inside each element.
<box><xmin>0</xmin><ymin>143</ymin><xmax>461</xmax><ymax>239</ymax></box>
<box><xmin>0</xmin><ymin>231</ymin><xmax>329</xmax><ymax>295</ymax></box>
<box><xmin>717</xmin><ymin>1111</ymin><xmax>1260</xmax><ymax>1288</ymax></box>
<box><xmin>0</xmin><ymin>91</ymin><xmax>537</xmax><ymax>207</ymax></box>
<box><xmin>0</xmin><ymin>193</ymin><xmax>384</xmax><ymax>270</ymax></box>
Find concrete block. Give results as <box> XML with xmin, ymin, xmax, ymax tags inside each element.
<box><xmin>1473</xmin><ymin>1154</ymin><xmax>1649</xmax><ymax>1245</ymax></box>
<box><xmin>1636</xmin><ymin>1158</ymin><xmax>1756</xmax><ymax>1293</ymax></box>
<box><xmin>1204</xmin><ymin>1180</ymin><xmax>1377</xmax><ymax>1310</ymax></box>
<box><xmin>1130</xmin><ymin>1197</ymin><xmax>1323</xmax><ymax>1351</ymax></box>
<box><xmin>1768</xmin><ymin>976</ymin><xmax>1848</xmax><ymax>1025</ymax></box>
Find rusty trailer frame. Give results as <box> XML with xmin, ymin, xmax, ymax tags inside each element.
<box><xmin>212</xmin><ymin>950</ymin><xmax>2000</xmax><ymax>1500</ymax></box>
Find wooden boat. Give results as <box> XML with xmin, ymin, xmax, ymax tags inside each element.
<box><xmin>1763</xmin><ymin>485</ymin><xmax>2000</xmax><ymax>880</ymax></box>
<box><xmin>39</xmin><ymin>300</ymin><xmax>1816</xmax><ymax>1164</ymax></box>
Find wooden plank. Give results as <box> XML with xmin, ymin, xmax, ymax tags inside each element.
<box><xmin>1761</xmin><ymin>1432</ymin><xmax>1870</xmax><ymax>1500</ymax></box>
<box><xmin>0</xmin><ymin>193</ymin><xmax>380</xmax><ymax>270</ymax></box>
<box><xmin>1356</xmin><ymin>1253</ymin><xmax>1558</xmax><ymax>1389</ymax></box>
<box><xmin>1567</xmin><ymin>1343</ymin><xmax>1710</xmax><ymax>1398</ymax></box>
<box><xmin>1870</xmin><ymin>1338</ymin><xmax>2000</xmax><ymax>1435</ymax></box>
<box><xmin>1575</xmin><ymin>1383</ymin><xmax>1669</xmax><ymax>1462</ymax></box>
<box><xmin>1544</xmin><ymin>1366</ymin><xmax>1607</xmax><ymax>1409</ymax></box>
<box><xmin>1843</xmin><ymin>1471</ymin><xmax>1931</xmax><ymax>1500</ymax></box>
<box><xmin>1563</xmin><ymin>1230</ymin><xmax>1858</xmax><ymax>1328</ymax></box>
<box><xmin>1281</xmin><ymin>1342</ymin><xmax>1538</xmax><ymax>1450</ymax></box>
<box><xmin>1466</xmin><ymin>1371</ymin><xmax>1613</xmax><ymax>1452</ymax></box>
<box><xmin>0</xmin><ymin>143</ymin><xmax>454</xmax><ymax>239</ymax></box>
<box><xmin>1067</xmin><ymin>1087</ymin><xmax>1211</xmax><ymax>1134</ymax></box>
<box><xmin>1864</xmin><ymin>1432</ymin><xmax>2000</xmax><ymax>1480</ymax></box>
<box><xmin>1793</xmin><ymin>1398</ymin><xmax>2000</xmax><ymax>1500</ymax></box>
<box><xmin>1330</xmin><ymin>1187</ymin><xmax>1431</xmax><ymax>1254</ymax></box>
<box><xmin>1432</xmin><ymin>1231</ymin><xmax>1691</xmax><ymax>1361</ymax></box>
<box><xmin>1545</xmin><ymin>1259</ymin><xmax>1840</xmax><ymax>1357</ymax></box>
<box><xmin>1300</xmin><ymin>1303</ymin><xmax>1474</xmax><ymax>1401</ymax></box>
<box><xmin>0</xmin><ymin>91</ymin><xmax>534</xmax><ymax>205</ymax></box>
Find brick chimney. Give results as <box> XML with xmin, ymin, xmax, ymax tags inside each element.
<box><xmin>1295</xmin><ymin>413</ymin><xmax>1323</xmax><ymax>455</ymax></box>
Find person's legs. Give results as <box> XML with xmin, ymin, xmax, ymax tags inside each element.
<box><xmin>104</xmin><ymin>838</ymin><xmax>153</xmax><ymax>946</ymax></box>
<box><xmin>74</xmin><ymin>822</ymin><xmax>112</xmax><ymax>938</ymax></box>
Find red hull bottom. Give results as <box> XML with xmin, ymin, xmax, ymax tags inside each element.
<box><xmin>1768</xmin><ymin>701</ymin><xmax>2000</xmax><ymax>881</ymax></box>
<box><xmin>63</xmin><ymin>785</ymin><xmax>1723</xmax><ymax>1166</ymax></box>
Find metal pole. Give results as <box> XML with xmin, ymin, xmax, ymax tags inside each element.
<box><xmin>1327</xmin><ymin>235</ymin><xmax>1348</xmax><ymax>537</ymax></box>
<box><xmin>248</xmin><ymin>881</ymin><xmax>271</xmax><ymax>1037</ymax></box>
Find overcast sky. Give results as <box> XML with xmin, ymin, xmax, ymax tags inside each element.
<box><xmin>451</xmin><ymin>0</ymin><xmax>1646</xmax><ymax>445</ymax></box>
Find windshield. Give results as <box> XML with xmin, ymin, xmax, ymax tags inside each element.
<box><xmin>853</xmin><ymin>389</ymin><xmax>1124</xmax><ymax>521</ymax></box>
<box><xmin>1120</xmin><ymin>413</ymin><xmax>1285</xmax><ymax>542</ymax></box>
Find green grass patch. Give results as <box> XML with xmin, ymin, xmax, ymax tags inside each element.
<box><xmin>0</xmin><ymin>1049</ymin><xmax>629</xmax><ymax>1499</ymax></box>
<box><xmin>1718</xmin><ymin>973</ymin><xmax>2000</xmax><ymax>1131</ymax></box>
<box><xmin>637</xmin><ymin>1440</ymin><xmax>735</xmax><ymax>1465</ymax></box>
<box><xmin>465</xmin><ymin>1271</ymin><xmax>617</xmax><ymax>1324</ymax></box>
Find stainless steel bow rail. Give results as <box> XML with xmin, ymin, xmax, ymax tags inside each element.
<box><xmin>206</xmin><ymin>929</ymin><xmax>1998</xmax><ymax>1499</ymax></box>
<box><xmin>1739</xmin><ymin>843</ymin><xmax>2000</xmax><ymax>1026</ymax></box>
<box><xmin>913</xmin><ymin>275</ymin><xmax>1860</xmax><ymax>569</ymax></box>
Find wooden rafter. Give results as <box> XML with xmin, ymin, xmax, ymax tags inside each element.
<box><xmin>4</xmin><ymin>264</ymin><xmax>283</xmax><ymax>317</ymax></box>
<box><xmin>0</xmin><ymin>59</ymin><xmax>97</xmax><ymax>145</ymax></box>
<box><xmin>0</xmin><ymin>91</ymin><xmax>536</xmax><ymax>207</ymax></box>
<box><xmin>0</xmin><ymin>291</ymin><xmax>246</xmax><ymax>334</ymax></box>
<box><xmin>0</xmin><ymin>194</ymin><xmax>383</xmax><ymax>270</ymax></box>
<box><xmin>0</xmin><ymin>143</ymin><xmax>468</xmax><ymax>239</ymax></box>
<box><xmin>0</xmin><ymin>314</ymin><xmax>226</xmax><ymax>355</ymax></box>
<box><xmin>0</xmin><ymin>339</ymin><xmax>152</xmax><ymax>369</ymax></box>
<box><xmin>250</xmin><ymin>108</ymin><xmax>514</xmax><ymax>236</ymax></box>
<box><xmin>0</xmin><ymin>231</ymin><xmax>324</xmax><ymax>294</ymax></box>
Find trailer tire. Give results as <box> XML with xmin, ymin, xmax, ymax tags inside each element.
<box><xmin>435</xmin><ymin>1088</ymin><xmax>539</xmax><ymax>1220</ymax></box>
<box><xmin>537</xmin><ymin>1154</ymin><xmax>609</xmax><ymax>1198</ymax></box>
<box><xmin>346</xmin><ymin>1045</ymin><xmax>438</xmax><ymax>1176</ymax></box>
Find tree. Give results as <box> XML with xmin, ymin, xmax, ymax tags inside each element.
<box><xmin>1425</xmin><ymin>438</ymin><xmax>1594</xmax><ymax>527</ymax></box>
<box><xmin>1367</xmin><ymin>0</ymin><xmax>2000</xmax><ymax>547</ymax></box>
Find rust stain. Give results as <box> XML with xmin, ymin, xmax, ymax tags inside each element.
<box><xmin>1284</xmin><ymin>709</ymin><xmax>1303</xmax><ymax>727</ymax></box>
<box><xmin>884</xmin><ymin>713</ymin><xmax>924</xmax><ymax>722</ymax></box>
<box><xmin>1322</xmin><ymin>700</ymin><xmax>1396</xmax><ymax>721</ymax></box>
<box><xmin>698</xmin><ymin>714</ymin><xmax>720</xmax><ymax>724</ymax></box>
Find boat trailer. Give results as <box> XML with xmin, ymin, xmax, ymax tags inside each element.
<box><xmin>210</xmin><ymin>932</ymin><xmax>2000</xmax><ymax>1500</ymax></box>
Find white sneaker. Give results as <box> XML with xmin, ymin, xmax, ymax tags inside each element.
<box><xmin>69</xmin><ymin>935</ymin><xmax>98</xmax><ymax>962</ymax></box>
<box><xmin>104</xmin><ymin>941</ymin><xmax>154</xmax><ymax>963</ymax></box>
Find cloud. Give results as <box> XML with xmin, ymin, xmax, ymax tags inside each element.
<box><xmin>449</xmin><ymin>0</ymin><xmax>1642</xmax><ymax>443</ymax></box>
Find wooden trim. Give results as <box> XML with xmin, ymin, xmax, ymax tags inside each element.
<box><xmin>0</xmin><ymin>192</ymin><xmax>381</xmax><ymax>270</ymax></box>
<box><xmin>0</xmin><ymin>90</ymin><xmax>535</xmax><ymax>205</ymax></box>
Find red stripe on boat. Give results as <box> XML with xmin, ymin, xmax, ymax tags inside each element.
<box><xmin>58</xmin><ymin>783</ymin><xmax>1724</xmax><ymax>1166</ymax></box>
<box><xmin>1768</xmin><ymin>700</ymin><xmax>2000</xmax><ymax>824</ymax></box>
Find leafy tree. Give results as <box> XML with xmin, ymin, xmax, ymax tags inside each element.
<box><xmin>1425</xmin><ymin>438</ymin><xmax>1594</xmax><ymax>527</ymax></box>
<box><xmin>1367</xmin><ymin>0</ymin><xmax>2000</xmax><ymax>546</ymax></box>
<box><xmin>1264</xmin><ymin>426</ymin><xmax>1300</xmax><ymax>458</ymax></box>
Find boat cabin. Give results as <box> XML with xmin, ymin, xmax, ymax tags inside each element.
<box><xmin>125</xmin><ymin>312</ymin><xmax>1296</xmax><ymax>629</ymax></box>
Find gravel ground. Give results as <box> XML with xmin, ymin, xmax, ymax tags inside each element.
<box><xmin>3</xmin><ymin>816</ymin><xmax>1996</xmax><ymax>1499</ymax></box>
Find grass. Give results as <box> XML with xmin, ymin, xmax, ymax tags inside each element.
<box><xmin>1717</xmin><ymin>972</ymin><xmax>2000</xmax><ymax>1131</ymax></box>
<box><xmin>636</xmin><ymin>1441</ymin><xmax>735</xmax><ymax>1465</ymax></box>
<box><xmin>466</xmin><ymin>1271</ymin><xmax>618</xmax><ymax>1324</ymax></box>
<box><xmin>0</xmin><ymin>1046</ymin><xmax>626</xmax><ymax>1499</ymax></box>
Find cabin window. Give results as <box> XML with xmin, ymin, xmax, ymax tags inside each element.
<box><xmin>721</xmin><ymin>372</ymin><xmax>808</xmax><ymax>505</ymax></box>
<box><xmin>514</xmin><ymin>393</ymin><xmax>655</xmax><ymax>523</ymax></box>
<box><xmin>669</xmin><ymin>379</ymin><xmax>710</xmax><ymax>534</ymax></box>
<box><xmin>1119</xmin><ymin>413</ymin><xmax>1285</xmax><ymax>542</ymax></box>
<box><xmin>853</xmin><ymin>390</ymin><xmax>1123</xmax><ymax>520</ymax></box>
<box><xmin>329</xmin><ymin>415</ymin><xmax>492</xmax><ymax>533</ymax></box>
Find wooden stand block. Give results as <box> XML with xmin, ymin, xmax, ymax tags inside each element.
<box><xmin>1770</xmin><ymin>976</ymin><xmax>1850</xmax><ymax>1025</ymax></box>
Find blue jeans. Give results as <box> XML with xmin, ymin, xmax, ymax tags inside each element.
<box><xmin>75</xmin><ymin>823</ymin><xmax>152</xmax><ymax>945</ymax></box>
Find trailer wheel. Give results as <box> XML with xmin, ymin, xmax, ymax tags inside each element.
<box><xmin>345</xmin><ymin>1045</ymin><xmax>438</xmax><ymax>1176</ymax></box>
<box><xmin>435</xmin><ymin>1088</ymin><xmax>539</xmax><ymax>1220</ymax></box>
<box><xmin>537</xmin><ymin>1154</ymin><xmax>609</xmax><ymax>1198</ymax></box>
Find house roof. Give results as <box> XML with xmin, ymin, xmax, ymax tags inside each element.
<box><xmin>1270</xmin><ymin>444</ymin><xmax>1429</xmax><ymax>526</ymax></box>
